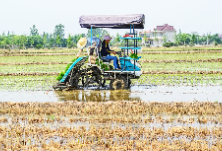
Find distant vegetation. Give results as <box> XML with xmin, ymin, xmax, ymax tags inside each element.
<box><xmin>0</xmin><ymin>25</ymin><xmax>222</xmax><ymax>50</ymax></box>
<box><xmin>161</xmin><ymin>33</ymin><xmax>222</xmax><ymax>48</ymax></box>
<box><xmin>173</xmin><ymin>33</ymin><xmax>222</xmax><ymax>47</ymax></box>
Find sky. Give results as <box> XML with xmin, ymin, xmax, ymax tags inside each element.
<box><xmin>0</xmin><ymin>0</ymin><xmax>221</xmax><ymax>37</ymax></box>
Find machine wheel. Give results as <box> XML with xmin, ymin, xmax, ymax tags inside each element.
<box><xmin>110</xmin><ymin>76</ymin><xmax>128</xmax><ymax>90</ymax></box>
<box><xmin>127</xmin><ymin>79</ymin><xmax>131</xmax><ymax>89</ymax></box>
<box><xmin>68</xmin><ymin>66</ymin><xmax>102</xmax><ymax>89</ymax></box>
<box><xmin>101</xmin><ymin>79</ymin><xmax>106</xmax><ymax>87</ymax></box>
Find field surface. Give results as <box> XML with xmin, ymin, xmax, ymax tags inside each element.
<box><xmin>0</xmin><ymin>47</ymin><xmax>222</xmax><ymax>150</ymax></box>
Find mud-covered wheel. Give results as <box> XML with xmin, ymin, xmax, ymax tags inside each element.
<box><xmin>110</xmin><ymin>76</ymin><xmax>128</xmax><ymax>90</ymax></box>
<box><xmin>128</xmin><ymin>79</ymin><xmax>131</xmax><ymax>89</ymax></box>
<box><xmin>101</xmin><ymin>79</ymin><xmax>106</xmax><ymax>87</ymax></box>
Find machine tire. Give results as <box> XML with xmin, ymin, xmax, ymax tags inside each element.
<box><xmin>127</xmin><ymin>79</ymin><xmax>131</xmax><ymax>89</ymax></box>
<box><xmin>110</xmin><ymin>76</ymin><xmax>128</xmax><ymax>90</ymax></box>
<box><xmin>101</xmin><ymin>79</ymin><xmax>106</xmax><ymax>87</ymax></box>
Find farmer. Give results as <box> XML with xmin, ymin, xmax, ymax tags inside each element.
<box><xmin>76</xmin><ymin>37</ymin><xmax>101</xmax><ymax>64</ymax></box>
<box><xmin>101</xmin><ymin>35</ymin><xmax>121</xmax><ymax>69</ymax></box>
<box><xmin>76</xmin><ymin>37</ymin><xmax>101</xmax><ymax>57</ymax></box>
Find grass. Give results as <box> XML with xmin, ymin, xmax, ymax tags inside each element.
<box><xmin>141</xmin><ymin>62</ymin><xmax>222</xmax><ymax>72</ymax></box>
<box><xmin>1</xmin><ymin>52</ymin><xmax>222</xmax><ymax>63</ymax></box>
<box><xmin>0</xmin><ymin>64</ymin><xmax>66</xmax><ymax>73</ymax></box>
<box><xmin>0</xmin><ymin>76</ymin><xmax>57</xmax><ymax>91</ymax></box>
<box><xmin>140</xmin><ymin>53</ymin><xmax>222</xmax><ymax>61</ymax></box>
<box><xmin>1</xmin><ymin>61</ymin><xmax>222</xmax><ymax>74</ymax></box>
<box><xmin>0</xmin><ymin>48</ymin><xmax>222</xmax><ymax>91</ymax></box>
<box><xmin>0</xmin><ymin>55</ymin><xmax>75</xmax><ymax>63</ymax></box>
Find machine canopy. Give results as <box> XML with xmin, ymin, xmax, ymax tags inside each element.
<box><xmin>79</xmin><ymin>14</ymin><xmax>145</xmax><ymax>29</ymax></box>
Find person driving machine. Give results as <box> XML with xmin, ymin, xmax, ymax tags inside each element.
<box><xmin>101</xmin><ymin>35</ymin><xmax>121</xmax><ymax>69</ymax></box>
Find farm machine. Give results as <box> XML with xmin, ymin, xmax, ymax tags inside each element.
<box><xmin>53</xmin><ymin>14</ymin><xmax>145</xmax><ymax>90</ymax></box>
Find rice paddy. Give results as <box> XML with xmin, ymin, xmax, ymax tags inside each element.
<box><xmin>0</xmin><ymin>101</ymin><xmax>221</xmax><ymax>150</ymax></box>
<box><xmin>0</xmin><ymin>47</ymin><xmax>222</xmax><ymax>150</ymax></box>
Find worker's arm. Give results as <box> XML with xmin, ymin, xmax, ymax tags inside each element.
<box><xmin>76</xmin><ymin>49</ymin><xmax>83</xmax><ymax>58</ymax></box>
<box><xmin>107</xmin><ymin>44</ymin><xmax>116</xmax><ymax>54</ymax></box>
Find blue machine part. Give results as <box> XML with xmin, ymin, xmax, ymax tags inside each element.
<box><xmin>119</xmin><ymin>47</ymin><xmax>141</xmax><ymax>50</ymax></box>
<box><xmin>60</xmin><ymin>57</ymin><xmax>84</xmax><ymax>83</ymax></box>
<box><xmin>119</xmin><ymin>57</ymin><xmax>141</xmax><ymax>71</ymax></box>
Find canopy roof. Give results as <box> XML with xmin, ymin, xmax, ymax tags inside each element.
<box><xmin>79</xmin><ymin>14</ymin><xmax>145</xmax><ymax>29</ymax></box>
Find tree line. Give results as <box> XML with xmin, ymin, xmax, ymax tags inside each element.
<box><xmin>142</xmin><ymin>30</ymin><xmax>222</xmax><ymax>47</ymax></box>
<box><xmin>0</xmin><ymin>24</ymin><xmax>86</xmax><ymax>50</ymax></box>
<box><xmin>175</xmin><ymin>32</ymin><xmax>222</xmax><ymax>46</ymax></box>
<box><xmin>1</xmin><ymin>25</ymin><xmax>221</xmax><ymax>50</ymax></box>
<box><xmin>0</xmin><ymin>25</ymin><xmax>115</xmax><ymax>50</ymax></box>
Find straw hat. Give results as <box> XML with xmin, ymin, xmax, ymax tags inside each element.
<box><xmin>103</xmin><ymin>35</ymin><xmax>112</xmax><ymax>41</ymax></box>
<box><xmin>77</xmin><ymin>37</ymin><xmax>87</xmax><ymax>49</ymax></box>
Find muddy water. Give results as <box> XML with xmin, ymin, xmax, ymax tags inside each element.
<box><xmin>1</xmin><ymin>85</ymin><xmax>221</xmax><ymax>102</ymax></box>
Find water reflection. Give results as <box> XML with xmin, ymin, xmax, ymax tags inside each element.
<box><xmin>54</xmin><ymin>90</ymin><xmax>141</xmax><ymax>102</ymax></box>
<box><xmin>1</xmin><ymin>85</ymin><xmax>221</xmax><ymax>102</ymax></box>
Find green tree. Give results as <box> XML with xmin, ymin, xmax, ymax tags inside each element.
<box><xmin>143</xmin><ymin>31</ymin><xmax>147</xmax><ymax>42</ymax></box>
<box><xmin>2</xmin><ymin>32</ymin><xmax>5</xmax><ymax>36</ymax></box>
<box><xmin>215</xmin><ymin>41</ymin><xmax>218</xmax><ymax>46</ymax></box>
<box><xmin>210</xmin><ymin>34</ymin><xmax>221</xmax><ymax>44</ymax></box>
<box><xmin>30</xmin><ymin>25</ymin><xmax>39</xmax><ymax>36</ymax></box>
<box><xmin>115</xmin><ymin>33</ymin><xmax>120</xmax><ymax>43</ymax></box>
<box><xmin>33</xmin><ymin>35</ymin><xmax>43</xmax><ymax>48</ymax></box>
<box><xmin>49</xmin><ymin>34</ymin><xmax>55</xmax><ymax>47</ymax></box>
<box><xmin>56</xmin><ymin>35</ymin><xmax>62</xmax><ymax>47</ymax></box>
<box><xmin>27</xmin><ymin>36</ymin><xmax>34</xmax><ymax>48</ymax></box>
<box><xmin>181</xmin><ymin>33</ymin><xmax>187</xmax><ymax>45</ymax></box>
<box><xmin>0</xmin><ymin>36</ymin><xmax>9</xmax><ymax>49</ymax></box>
<box><xmin>72</xmin><ymin>34</ymin><xmax>83</xmax><ymax>47</ymax></box>
<box><xmin>200</xmin><ymin>36</ymin><xmax>207</xmax><ymax>45</ymax></box>
<box><xmin>191</xmin><ymin>34</ymin><xmax>196</xmax><ymax>43</ymax></box>
<box><xmin>67</xmin><ymin>34</ymin><xmax>73</xmax><ymax>48</ymax></box>
<box><xmin>11</xmin><ymin>35</ymin><xmax>20</xmax><ymax>50</ymax></box>
<box><xmin>43</xmin><ymin>34</ymin><xmax>47</xmax><ymax>48</ymax></box>
<box><xmin>87</xmin><ymin>28</ymin><xmax>109</xmax><ymax>39</ymax></box>
<box><xmin>54</xmin><ymin>24</ymin><xmax>65</xmax><ymax>39</ymax></box>
<box><xmin>20</xmin><ymin>35</ymin><xmax>27</xmax><ymax>49</ymax></box>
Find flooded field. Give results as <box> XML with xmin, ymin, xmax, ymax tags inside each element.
<box><xmin>1</xmin><ymin>49</ymin><xmax>222</xmax><ymax>150</ymax></box>
<box><xmin>0</xmin><ymin>101</ymin><xmax>221</xmax><ymax>150</ymax></box>
<box><xmin>1</xmin><ymin>85</ymin><xmax>222</xmax><ymax>102</ymax></box>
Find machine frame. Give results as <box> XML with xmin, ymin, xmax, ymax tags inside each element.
<box><xmin>53</xmin><ymin>14</ymin><xmax>145</xmax><ymax>90</ymax></box>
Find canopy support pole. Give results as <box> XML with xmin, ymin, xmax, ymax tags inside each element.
<box><xmin>91</xmin><ymin>26</ymin><xmax>92</xmax><ymax>46</ymax></box>
<box><xmin>133</xmin><ymin>24</ymin><xmax>136</xmax><ymax>54</ymax></box>
<box><xmin>130</xmin><ymin>24</ymin><xmax>131</xmax><ymax>34</ymax></box>
<box><xmin>133</xmin><ymin>24</ymin><xmax>135</xmax><ymax>78</ymax></box>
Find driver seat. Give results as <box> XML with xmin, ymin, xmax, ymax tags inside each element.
<box><xmin>98</xmin><ymin>51</ymin><xmax>111</xmax><ymax>63</ymax></box>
